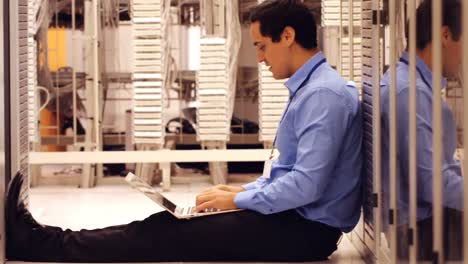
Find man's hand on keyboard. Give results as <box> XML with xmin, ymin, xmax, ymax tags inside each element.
<box><xmin>201</xmin><ymin>184</ymin><xmax>245</xmax><ymax>194</ymax></box>
<box><xmin>195</xmin><ymin>189</ymin><xmax>239</xmax><ymax>213</ymax></box>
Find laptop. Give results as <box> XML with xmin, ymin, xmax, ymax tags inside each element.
<box><xmin>125</xmin><ymin>172</ymin><xmax>242</xmax><ymax>219</ymax></box>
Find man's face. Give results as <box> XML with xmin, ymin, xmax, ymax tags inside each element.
<box><xmin>250</xmin><ymin>21</ymin><xmax>292</xmax><ymax>80</ymax></box>
<box><xmin>442</xmin><ymin>29</ymin><xmax>463</xmax><ymax>78</ymax></box>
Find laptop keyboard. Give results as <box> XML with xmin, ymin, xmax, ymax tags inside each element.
<box><xmin>203</xmin><ymin>208</ymin><xmax>221</xmax><ymax>213</ymax></box>
<box><xmin>184</xmin><ymin>206</ymin><xmax>221</xmax><ymax>215</ymax></box>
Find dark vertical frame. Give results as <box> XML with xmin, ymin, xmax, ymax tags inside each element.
<box><xmin>4</xmin><ymin>0</ymin><xmax>11</xmax><ymax>185</ymax></box>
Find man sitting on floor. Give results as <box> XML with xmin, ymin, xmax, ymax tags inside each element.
<box><xmin>6</xmin><ymin>0</ymin><xmax>362</xmax><ymax>262</ymax></box>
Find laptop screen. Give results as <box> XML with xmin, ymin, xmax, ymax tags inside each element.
<box><xmin>125</xmin><ymin>173</ymin><xmax>178</xmax><ymax>213</ymax></box>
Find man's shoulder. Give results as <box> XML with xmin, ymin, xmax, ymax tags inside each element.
<box><xmin>306</xmin><ymin>66</ymin><xmax>351</xmax><ymax>92</ymax></box>
<box><xmin>300</xmin><ymin>69</ymin><xmax>359</xmax><ymax>113</ymax></box>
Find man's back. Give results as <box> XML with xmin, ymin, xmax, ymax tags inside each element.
<box><xmin>288</xmin><ymin>59</ymin><xmax>363</xmax><ymax>232</ymax></box>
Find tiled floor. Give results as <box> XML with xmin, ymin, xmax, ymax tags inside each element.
<box><xmin>17</xmin><ymin>179</ymin><xmax>366</xmax><ymax>263</ymax></box>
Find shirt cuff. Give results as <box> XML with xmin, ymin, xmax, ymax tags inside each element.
<box><xmin>234</xmin><ymin>189</ymin><xmax>257</xmax><ymax>209</ymax></box>
<box><xmin>242</xmin><ymin>181</ymin><xmax>259</xmax><ymax>191</ymax></box>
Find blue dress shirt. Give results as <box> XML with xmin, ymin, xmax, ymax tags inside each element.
<box><xmin>234</xmin><ymin>52</ymin><xmax>363</xmax><ymax>232</ymax></box>
<box><xmin>380</xmin><ymin>52</ymin><xmax>463</xmax><ymax>225</ymax></box>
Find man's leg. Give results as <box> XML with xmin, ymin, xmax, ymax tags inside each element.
<box><xmin>12</xmin><ymin>210</ymin><xmax>341</xmax><ymax>262</ymax></box>
<box><xmin>7</xmin><ymin>175</ymin><xmax>342</xmax><ymax>262</ymax></box>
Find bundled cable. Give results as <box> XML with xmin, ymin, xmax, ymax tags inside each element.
<box><xmin>226</xmin><ymin>0</ymin><xmax>242</xmax><ymax>135</ymax></box>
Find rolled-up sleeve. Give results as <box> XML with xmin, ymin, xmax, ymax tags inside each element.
<box><xmin>241</xmin><ymin>176</ymin><xmax>268</xmax><ymax>191</ymax></box>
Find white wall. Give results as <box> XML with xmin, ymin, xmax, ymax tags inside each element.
<box><xmin>65</xmin><ymin>29</ymin><xmax>85</xmax><ymax>72</ymax></box>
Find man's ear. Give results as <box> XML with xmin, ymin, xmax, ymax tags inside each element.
<box><xmin>441</xmin><ymin>26</ymin><xmax>452</xmax><ymax>48</ymax></box>
<box><xmin>282</xmin><ymin>26</ymin><xmax>296</xmax><ymax>47</ymax></box>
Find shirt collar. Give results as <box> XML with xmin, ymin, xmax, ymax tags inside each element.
<box><xmin>284</xmin><ymin>51</ymin><xmax>326</xmax><ymax>96</ymax></box>
<box><xmin>401</xmin><ymin>51</ymin><xmax>448</xmax><ymax>90</ymax></box>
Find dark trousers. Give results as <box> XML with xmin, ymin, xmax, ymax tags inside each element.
<box><xmin>26</xmin><ymin>210</ymin><xmax>342</xmax><ymax>262</ymax></box>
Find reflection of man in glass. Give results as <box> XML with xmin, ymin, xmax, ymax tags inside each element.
<box><xmin>380</xmin><ymin>0</ymin><xmax>463</xmax><ymax>260</ymax></box>
<box><xmin>6</xmin><ymin>0</ymin><xmax>363</xmax><ymax>262</ymax></box>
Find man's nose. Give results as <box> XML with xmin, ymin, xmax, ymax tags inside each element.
<box><xmin>257</xmin><ymin>52</ymin><xmax>265</xmax><ymax>63</ymax></box>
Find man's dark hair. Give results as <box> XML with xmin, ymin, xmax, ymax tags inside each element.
<box><xmin>407</xmin><ymin>0</ymin><xmax>461</xmax><ymax>50</ymax></box>
<box><xmin>250</xmin><ymin>0</ymin><xmax>317</xmax><ymax>50</ymax></box>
